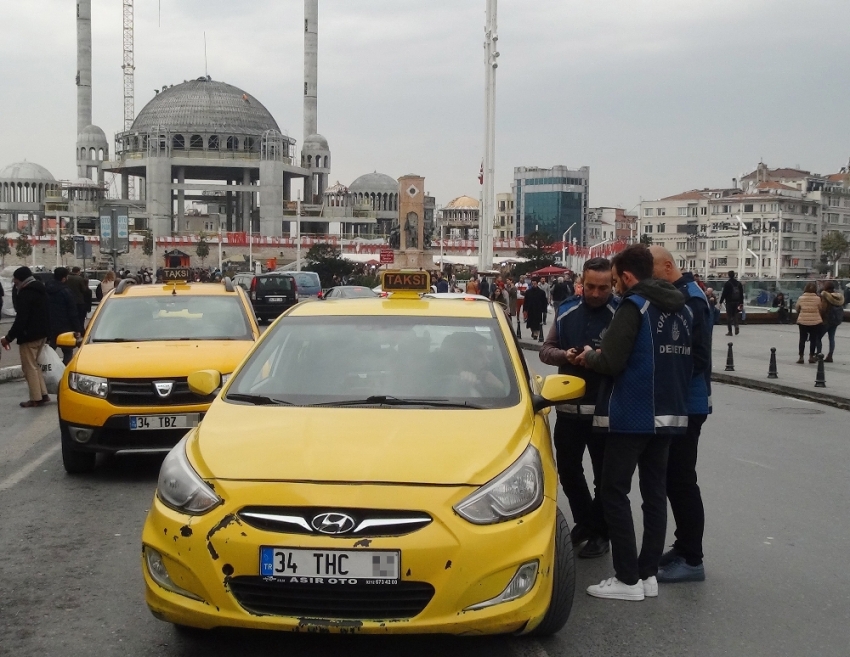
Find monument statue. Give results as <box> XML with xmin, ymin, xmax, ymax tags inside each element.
<box><xmin>404</xmin><ymin>212</ymin><xmax>419</xmax><ymax>250</ymax></box>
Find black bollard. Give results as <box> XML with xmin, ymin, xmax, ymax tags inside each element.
<box><xmin>725</xmin><ymin>342</ymin><xmax>735</xmax><ymax>371</ymax></box>
<box><xmin>768</xmin><ymin>347</ymin><xmax>778</xmax><ymax>379</ymax></box>
<box><xmin>815</xmin><ymin>354</ymin><xmax>826</xmax><ymax>388</ymax></box>
<box><xmin>516</xmin><ymin>314</ymin><xmax>522</xmax><ymax>339</ymax></box>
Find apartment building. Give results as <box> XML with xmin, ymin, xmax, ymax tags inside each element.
<box><xmin>495</xmin><ymin>192</ymin><xmax>516</xmax><ymax>239</ymax></box>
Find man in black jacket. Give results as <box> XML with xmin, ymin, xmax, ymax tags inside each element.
<box><xmin>46</xmin><ymin>267</ymin><xmax>83</xmax><ymax>365</ymax></box>
<box><xmin>523</xmin><ymin>277</ymin><xmax>548</xmax><ymax>340</ymax></box>
<box><xmin>1</xmin><ymin>267</ymin><xmax>51</xmax><ymax>407</ymax></box>
<box><xmin>66</xmin><ymin>266</ymin><xmax>89</xmax><ymax>329</ymax></box>
<box><xmin>539</xmin><ymin>258</ymin><xmax>617</xmax><ymax>559</ymax></box>
<box><xmin>719</xmin><ymin>270</ymin><xmax>744</xmax><ymax>336</ymax></box>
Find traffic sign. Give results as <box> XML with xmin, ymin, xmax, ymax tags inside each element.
<box><xmin>380</xmin><ymin>249</ymin><xmax>394</xmax><ymax>264</ymax></box>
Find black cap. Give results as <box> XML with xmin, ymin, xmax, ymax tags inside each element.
<box><xmin>13</xmin><ymin>266</ymin><xmax>32</xmax><ymax>281</ymax></box>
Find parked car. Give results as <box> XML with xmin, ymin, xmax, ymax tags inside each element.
<box><xmin>322</xmin><ymin>285</ymin><xmax>379</xmax><ymax>300</ymax></box>
<box><xmin>233</xmin><ymin>272</ymin><xmax>298</xmax><ymax>323</ymax></box>
<box><xmin>287</xmin><ymin>271</ymin><xmax>322</xmax><ymax>299</ymax></box>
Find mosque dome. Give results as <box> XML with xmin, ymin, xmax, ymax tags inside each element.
<box><xmin>130</xmin><ymin>77</ymin><xmax>281</xmax><ymax>135</ymax></box>
<box><xmin>0</xmin><ymin>161</ymin><xmax>55</xmax><ymax>182</ymax></box>
<box><xmin>77</xmin><ymin>124</ymin><xmax>109</xmax><ymax>147</ymax></box>
<box><xmin>445</xmin><ymin>195</ymin><xmax>479</xmax><ymax>209</ymax></box>
<box><xmin>350</xmin><ymin>172</ymin><xmax>398</xmax><ymax>194</ymax></box>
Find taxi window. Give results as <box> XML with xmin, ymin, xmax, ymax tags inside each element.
<box><xmin>89</xmin><ymin>296</ymin><xmax>252</xmax><ymax>342</ymax></box>
<box><xmin>227</xmin><ymin>316</ymin><xmax>519</xmax><ymax>409</ymax></box>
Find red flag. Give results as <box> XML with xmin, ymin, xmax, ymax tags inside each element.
<box><xmin>478</xmin><ymin>161</ymin><xmax>484</xmax><ymax>185</ymax></box>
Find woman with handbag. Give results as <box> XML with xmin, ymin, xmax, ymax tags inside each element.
<box><xmin>794</xmin><ymin>283</ymin><xmax>825</xmax><ymax>364</ymax></box>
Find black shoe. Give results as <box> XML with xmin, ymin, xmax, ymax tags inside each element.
<box><xmin>735</xmin><ymin>327</ymin><xmax>739</xmax><ymax>335</ymax></box>
<box><xmin>658</xmin><ymin>546</ymin><xmax>682</xmax><ymax>567</ymax></box>
<box><xmin>570</xmin><ymin>524</ymin><xmax>593</xmax><ymax>546</ymax></box>
<box><xmin>725</xmin><ymin>332</ymin><xmax>733</xmax><ymax>336</ymax></box>
<box><xmin>578</xmin><ymin>536</ymin><xmax>610</xmax><ymax>559</ymax></box>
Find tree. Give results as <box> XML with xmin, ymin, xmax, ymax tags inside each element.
<box><xmin>60</xmin><ymin>236</ymin><xmax>75</xmax><ymax>260</ymax></box>
<box><xmin>514</xmin><ymin>231</ymin><xmax>556</xmax><ymax>276</ymax></box>
<box><xmin>821</xmin><ymin>231</ymin><xmax>849</xmax><ymax>268</ymax></box>
<box><xmin>195</xmin><ymin>231</ymin><xmax>210</xmax><ymax>265</ymax></box>
<box><xmin>15</xmin><ymin>234</ymin><xmax>32</xmax><ymax>260</ymax></box>
<box><xmin>0</xmin><ymin>232</ymin><xmax>10</xmax><ymax>267</ymax></box>
<box><xmin>142</xmin><ymin>230</ymin><xmax>154</xmax><ymax>257</ymax></box>
<box><xmin>305</xmin><ymin>242</ymin><xmax>354</xmax><ymax>286</ymax></box>
<box><xmin>639</xmin><ymin>234</ymin><xmax>654</xmax><ymax>246</ymax></box>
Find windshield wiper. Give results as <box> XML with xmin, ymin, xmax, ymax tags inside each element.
<box><xmin>313</xmin><ymin>395</ymin><xmax>484</xmax><ymax>409</ymax></box>
<box><xmin>225</xmin><ymin>393</ymin><xmax>294</xmax><ymax>406</ymax></box>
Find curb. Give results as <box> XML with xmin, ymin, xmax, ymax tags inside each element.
<box><xmin>518</xmin><ymin>340</ymin><xmax>850</xmax><ymax>412</ymax></box>
<box><xmin>0</xmin><ymin>365</ymin><xmax>24</xmax><ymax>384</ymax></box>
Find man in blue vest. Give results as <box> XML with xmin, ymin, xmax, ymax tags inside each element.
<box><xmin>650</xmin><ymin>246</ymin><xmax>711</xmax><ymax>583</ymax></box>
<box><xmin>539</xmin><ymin>257</ymin><xmax>618</xmax><ymax>559</ymax></box>
<box><xmin>571</xmin><ymin>244</ymin><xmax>693</xmax><ymax>601</ymax></box>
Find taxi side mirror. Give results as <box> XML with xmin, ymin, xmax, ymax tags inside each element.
<box><xmin>56</xmin><ymin>332</ymin><xmax>78</xmax><ymax>348</ymax></box>
<box><xmin>533</xmin><ymin>375</ymin><xmax>586</xmax><ymax>413</ymax></box>
<box><xmin>188</xmin><ymin>370</ymin><xmax>222</xmax><ymax>397</ymax></box>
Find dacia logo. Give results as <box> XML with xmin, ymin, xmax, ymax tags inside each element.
<box><xmin>311</xmin><ymin>512</ymin><xmax>356</xmax><ymax>535</ymax></box>
<box><xmin>154</xmin><ymin>381</ymin><xmax>174</xmax><ymax>398</ymax></box>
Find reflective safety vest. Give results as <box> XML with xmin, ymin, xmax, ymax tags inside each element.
<box><xmin>594</xmin><ymin>293</ymin><xmax>694</xmax><ymax>435</ymax></box>
<box><xmin>679</xmin><ymin>278</ymin><xmax>713</xmax><ymax>415</ymax></box>
<box><xmin>555</xmin><ymin>295</ymin><xmax>618</xmax><ymax>419</ymax></box>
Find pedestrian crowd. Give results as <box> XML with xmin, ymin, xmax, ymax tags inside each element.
<box><xmin>539</xmin><ymin>244</ymin><xmax>711</xmax><ymax>601</ymax></box>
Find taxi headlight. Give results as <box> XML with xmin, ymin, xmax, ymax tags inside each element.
<box><xmin>68</xmin><ymin>372</ymin><xmax>109</xmax><ymax>399</ymax></box>
<box><xmin>157</xmin><ymin>436</ymin><xmax>222</xmax><ymax>515</ymax></box>
<box><xmin>454</xmin><ymin>445</ymin><xmax>543</xmax><ymax>525</ymax></box>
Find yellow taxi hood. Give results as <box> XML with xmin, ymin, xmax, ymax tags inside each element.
<box><xmin>73</xmin><ymin>341</ymin><xmax>253</xmax><ymax>378</ymax></box>
<box><xmin>191</xmin><ymin>403</ymin><xmax>533</xmax><ymax>486</ymax></box>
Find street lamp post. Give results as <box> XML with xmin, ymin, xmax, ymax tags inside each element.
<box><xmin>733</xmin><ymin>214</ymin><xmax>746</xmax><ymax>277</ymax></box>
<box><xmin>561</xmin><ymin>222</ymin><xmax>576</xmax><ymax>268</ymax></box>
<box><xmin>296</xmin><ymin>190</ymin><xmax>302</xmax><ymax>272</ymax></box>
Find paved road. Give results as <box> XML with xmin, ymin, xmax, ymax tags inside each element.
<box><xmin>1</xmin><ymin>364</ymin><xmax>849</xmax><ymax>655</ymax></box>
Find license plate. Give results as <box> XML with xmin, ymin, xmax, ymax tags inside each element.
<box><xmin>260</xmin><ymin>547</ymin><xmax>400</xmax><ymax>584</ymax></box>
<box><xmin>129</xmin><ymin>414</ymin><xmax>199</xmax><ymax>431</ymax></box>
<box><xmin>267</xmin><ymin>296</ymin><xmax>285</xmax><ymax>303</ymax></box>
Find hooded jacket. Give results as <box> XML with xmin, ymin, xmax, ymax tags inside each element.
<box><xmin>5</xmin><ymin>279</ymin><xmax>50</xmax><ymax>345</ymax></box>
<box><xmin>586</xmin><ymin>278</ymin><xmax>693</xmax><ymax>435</ymax></box>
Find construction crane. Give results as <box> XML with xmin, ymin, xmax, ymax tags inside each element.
<box><xmin>122</xmin><ymin>0</ymin><xmax>135</xmax><ymax>200</ymax></box>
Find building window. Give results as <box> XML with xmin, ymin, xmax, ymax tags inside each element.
<box><xmin>208</xmin><ymin>135</ymin><xmax>219</xmax><ymax>150</ymax></box>
<box><xmin>656</xmin><ymin>208</ymin><xmax>666</xmax><ymax>216</ymax></box>
<box><xmin>172</xmin><ymin>134</ymin><xmax>185</xmax><ymax>149</ymax></box>
<box><xmin>657</xmin><ymin>223</ymin><xmax>666</xmax><ymax>233</ymax></box>
<box><xmin>190</xmin><ymin>134</ymin><xmax>204</xmax><ymax>149</ymax></box>
<box><xmin>744</xmin><ymin>204</ymin><xmax>754</xmax><ymax>213</ymax></box>
<box><xmin>644</xmin><ymin>224</ymin><xmax>653</xmax><ymax>233</ymax></box>
<box><xmin>644</xmin><ymin>208</ymin><xmax>653</xmax><ymax>217</ymax></box>
<box><xmin>678</xmin><ymin>208</ymin><xmax>688</xmax><ymax>216</ymax></box>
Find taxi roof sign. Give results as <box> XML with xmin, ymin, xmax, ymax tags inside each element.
<box><xmin>381</xmin><ymin>270</ymin><xmax>431</xmax><ymax>296</ymax></box>
<box><xmin>162</xmin><ymin>268</ymin><xmax>190</xmax><ymax>282</ymax></box>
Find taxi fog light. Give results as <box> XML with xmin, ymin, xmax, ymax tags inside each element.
<box><xmin>466</xmin><ymin>561</ymin><xmax>539</xmax><ymax>611</ymax></box>
<box><xmin>157</xmin><ymin>436</ymin><xmax>222</xmax><ymax>515</ymax></box>
<box><xmin>454</xmin><ymin>445</ymin><xmax>543</xmax><ymax>525</ymax></box>
<box><xmin>145</xmin><ymin>546</ymin><xmax>204</xmax><ymax>602</ymax></box>
<box><xmin>68</xmin><ymin>372</ymin><xmax>109</xmax><ymax>399</ymax></box>
<box><xmin>70</xmin><ymin>426</ymin><xmax>93</xmax><ymax>444</ymax></box>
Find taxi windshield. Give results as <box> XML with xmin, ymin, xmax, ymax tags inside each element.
<box><xmin>227</xmin><ymin>316</ymin><xmax>519</xmax><ymax>409</ymax></box>
<box><xmin>90</xmin><ymin>295</ymin><xmax>252</xmax><ymax>342</ymax></box>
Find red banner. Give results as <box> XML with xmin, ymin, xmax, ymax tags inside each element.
<box><xmin>227</xmin><ymin>232</ymin><xmax>248</xmax><ymax>246</ymax></box>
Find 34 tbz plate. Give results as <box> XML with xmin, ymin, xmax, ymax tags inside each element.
<box><xmin>130</xmin><ymin>414</ymin><xmax>200</xmax><ymax>431</ymax></box>
<box><xmin>260</xmin><ymin>547</ymin><xmax>400</xmax><ymax>585</ymax></box>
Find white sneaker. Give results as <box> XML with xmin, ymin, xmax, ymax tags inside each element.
<box><xmin>586</xmin><ymin>576</ymin><xmax>645</xmax><ymax>601</ymax></box>
<box><xmin>642</xmin><ymin>576</ymin><xmax>658</xmax><ymax>598</ymax></box>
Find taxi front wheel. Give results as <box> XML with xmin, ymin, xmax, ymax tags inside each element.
<box><xmin>529</xmin><ymin>508</ymin><xmax>575</xmax><ymax>636</ymax></box>
<box><xmin>60</xmin><ymin>424</ymin><xmax>96</xmax><ymax>475</ymax></box>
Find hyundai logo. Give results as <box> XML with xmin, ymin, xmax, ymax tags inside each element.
<box><xmin>311</xmin><ymin>512</ymin><xmax>356</xmax><ymax>535</ymax></box>
<box><xmin>154</xmin><ymin>381</ymin><xmax>174</xmax><ymax>398</ymax></box>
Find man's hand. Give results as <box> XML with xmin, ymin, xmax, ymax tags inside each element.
<box><xmin>565</xmin><ymin>348</ymin><xmax>579</xmax><ymax>365</ymax></box>
<box><xmin>0</xmin><ymin>337</ymin><xmax>9</xmax><ymax>350</ymax></box>
<box><xmin>575</xmin><ymin>345</ymin><xmax>600</xmax><ymax>368</ymax></box>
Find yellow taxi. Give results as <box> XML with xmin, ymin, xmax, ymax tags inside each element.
<box><xmin>141</xmin><ymin>271</ymin><xmax>585</xmax><ymax>636</ymax></box>
<box><xmin>56</xmin><ymin>272</ymin><xmax>259</xmax><ymax>474</ymax></box>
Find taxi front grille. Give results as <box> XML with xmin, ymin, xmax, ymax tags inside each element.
<box><xmin>229</xmin><ymin>577</ymin><xmax>434</xmax><ymax>620</ymax></box>
<box><xmin>237</xmin><ymin>507</ymin><xmax>433</xmax><ymax>538</ymax></box>
<box><xmin>107</xmin><ymin>378</ymin><xmax>214</xmax><ymax>407</ymax></box>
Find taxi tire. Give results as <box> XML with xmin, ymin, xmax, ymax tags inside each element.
<box><xmin>529</xmin><ymin>508</ymin><xmax>575</xmax><ymax>636</ymax></box>
<box><xmin>60</xmin><ymin>424</ymin><xmax>96</xmax><ymax>474</ymax></box>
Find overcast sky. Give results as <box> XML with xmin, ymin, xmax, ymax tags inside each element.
<box><xmin>3</xmin><ymin>0</ymin><xmax>850</xmax><ymax>210</ymax></box>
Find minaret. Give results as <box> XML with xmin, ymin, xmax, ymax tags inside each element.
<box><xmin>77</xmin><ymin>0</ymin><xmax>92</xmax><ymax>135</ymax></box>
<box><xmin>303</xmin><ymin>0</ymin><xmax>318</xmax><ymax>142</ymax></box>
<box><xmin>301</xmin><ymin>0</ymin><xmax>330</xmax><ymax>203</ymax></box>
